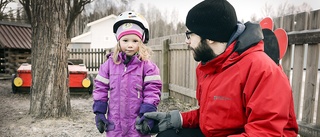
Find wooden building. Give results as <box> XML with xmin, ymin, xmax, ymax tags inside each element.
<box><xmin>0</xmin><ymin>21</ymin><xmax>31</xmax><ymax>75</ymax></box>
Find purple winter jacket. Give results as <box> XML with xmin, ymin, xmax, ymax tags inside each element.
<box><xmin>93</xmin><ymin>52</ymin><xmax>162</xmax><ymax>137</ymax></box>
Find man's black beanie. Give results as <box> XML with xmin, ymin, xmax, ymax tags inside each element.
<box><xmin>186</xmin><ymin>0</ymin><xmax>237</xmax><ymax>42</ymax></box>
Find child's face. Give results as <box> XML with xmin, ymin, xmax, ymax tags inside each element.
<box><xmin>119</xmin><ymin>34</ymin><xmax>141</xmax><ymax>56</ymax></box>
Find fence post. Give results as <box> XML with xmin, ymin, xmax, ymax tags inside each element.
<box><xmin>281</xmin><ymin>14</ymin><xmax>294</xmax><ymax>79</ymax></box>
<box><xmin>309</xmin><ymin>10</ymin><xmax>320</xmax><ymax>127</ymax></box>
<box><xmin>292</xmin><ymin>12</ymin><xmax>309</xmax><ymax>119</ymax></box>
<box><xmin>161</xmin><ymin>39</ymin><xmax>170</xmax><ymax>100</ymax></box>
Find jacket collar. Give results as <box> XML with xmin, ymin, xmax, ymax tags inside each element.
<box><xmin>198</xmin><ymin>40</ymin><xmax>264</xmax><ymax>75</ymax></box>
<box><xmin>198</xmin><ymin>41</ymin><xmax>236</xmax><ymax>74</ymax></box>
<box><xmin>118</xmin><ymin>52</ymin><xmax>141</xmax><ymax>65</ymax></box>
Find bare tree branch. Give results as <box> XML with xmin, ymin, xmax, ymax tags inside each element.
<box><xmin>66</xmin><ymin>0</ymin><xmax>92</xmax><ymax>38</ymax></box>
<box><xmin>18</xmin><ymin>0</ymin><xmax>31</xmax><ymax>24</ymax></box>
<box><xmin>0</xmin><ymin>0</ymin><xmax>13</xmax><ymax>20</ymax></box>
<box><xmin>0</xmin><ymin>0</ymin><xmax>12</xmax><ymax>12</ymax></box>
<box><xmin>261</xmin><ymin>2</ymin><xmax>274</xmax><ymax>17</ymax></box>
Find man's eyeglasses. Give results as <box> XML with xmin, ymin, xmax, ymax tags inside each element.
<box><xmin>185</xmin><ymin>31</ymin><xmax>194</xmax><ymax>39</ymax></box>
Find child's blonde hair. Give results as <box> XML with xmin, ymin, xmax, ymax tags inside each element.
<box><xmin>112</xmin><ymin>41</ymin><xmax>153</xmax><ymax>64</ymax></box>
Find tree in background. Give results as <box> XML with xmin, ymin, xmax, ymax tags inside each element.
<box><xmin>135</xmin><ymin>3</ymin><xmax>185</xmax><ymax>38</ymax></box>
<box><xmin>70</xmin><ymin>0</ymin><xmax>185</xmax><ymax>39</ymax></box>
<box><xmin>0</xmin><ymin>0</ymin><xmax>13</xmax><ymax>20</ymax></box>
<box><xmin>244</xmin><ymin>2</ymin><xmax>314</xmax><ymax>23</ymax></box>
<box><xmin>19</xmin><ymin>0</ymin><xmax>91</xmax><ymax>118</ymax></box>
<box><xmin>69</xmin><ymin>0</ymin><xmax>134</xmax><ymax>38</ymax></box>
<box><xmin>67</xmin><ymin>0</ymin><xmax>316</xmax><ymax>49</ymax></box>
<box><xmin>279</xmin><ymin>2</ymin><xmax>313</xmax><ymax>16</ymax></box>
<box><xmin>260</xmin><ymin>1</ymin><xmax>313</xmax><ymax>21</ymax></box>
<box><xmin>3</xmin><ymin>1</ymin><xmax>316</xmax><ymax>37</ymax></box>
<box><xmin>261</xmin><ymin>2</ymin><xmax>274</xmax><ymax>18</ymax></box>
<box><xmin>250</xmin><ymin>14</ymin><xmax>259</xmax><ymax>23</ymax></box>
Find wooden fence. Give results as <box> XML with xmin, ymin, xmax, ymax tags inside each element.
<box><xmin>68</xmin><ymin>48</ymin><xmax>112</xmax><ymax>72</ymax></box>
<box><xmin>277</xmin><ymin>10</ymin><xmax>320</xmax><ymax>136</ymax></box>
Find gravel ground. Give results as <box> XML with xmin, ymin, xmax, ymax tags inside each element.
<box><xmin>0</xmin><ymin>79</ymin><xmax>197</xmax><ymax>137</ymax></box>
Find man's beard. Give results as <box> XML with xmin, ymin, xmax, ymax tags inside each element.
<box><xmin>189</xmin><ymin>39</ymin><xmax>217</xmax><ymax>63</ymax></box>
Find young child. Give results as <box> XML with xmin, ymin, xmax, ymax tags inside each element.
<box><xmin>92</xmin><ymin>11</ymin><xmax>162</xmax><ymax>137</ymax></box>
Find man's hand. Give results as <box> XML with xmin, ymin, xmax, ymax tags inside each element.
<box><xmin>143</xmin><ymin>110</ymin><xmax>182</xmax><ymax>133</ymax></box>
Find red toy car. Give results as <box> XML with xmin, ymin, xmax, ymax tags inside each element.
<box><xmin>12</xmin><ymin>59</ymin><xmax>94</xmax><ymax>94</ymax></box>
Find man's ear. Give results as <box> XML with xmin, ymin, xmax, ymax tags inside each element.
<box><xmin>206</xmin><ymin>39</ymin><xmax>215</xmax><ymax>44</ymax></box>
<box><xmin>206</xmin><ymin>40</ymin><xmax>227</xmax><ymax>55</ymax></box>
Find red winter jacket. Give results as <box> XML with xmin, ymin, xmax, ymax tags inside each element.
<box><xmin>181</xmin><ymin>23</ymin><xmax>298</xmax><ymax>137</ymax></box>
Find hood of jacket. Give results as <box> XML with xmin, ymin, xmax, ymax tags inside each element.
<box><xmin>233</xmin><ymin>22</ymin><xmax>264</xmax><ymax>54</ymax></box>
<box><xmin>199</xmin><ymin>22</ymin><xmax>264</xmax><ymax>74</ymax></box>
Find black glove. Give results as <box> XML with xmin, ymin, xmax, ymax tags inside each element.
<box><xmin>93</xmin><ymin>101</ymin><xmax>115</xmax><ymax>133</ymax></box>
<box><xmin>136</xmin><ymin>116</ymin><xmax>159</xmax><ymax>135</ymax></box>
<box><xmin>95</xmin><ymin>113</ymin><xmax>115</xmax><ymax>133</ymax></box>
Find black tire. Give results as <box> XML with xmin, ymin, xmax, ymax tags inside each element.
<box><xmin>11</xmin><ymin>74</ymin><xmax>18</xmax><ymax>93</ymax></box>
<box><xmin>88</xmin><ymin>74</ymin><xmax>94</xmax><ymax>94</ymax></box>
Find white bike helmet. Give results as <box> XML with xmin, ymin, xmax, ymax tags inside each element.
<box><xmin>113</xmin><ymin>11</ymin><xmax>150</xmax><ymax>44</ymax></box>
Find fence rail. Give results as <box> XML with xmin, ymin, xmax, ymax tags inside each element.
<box><xmin>68</xmin><ymin>48</ymin><xmax>111</xmax><ymax>72</ymax></box>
